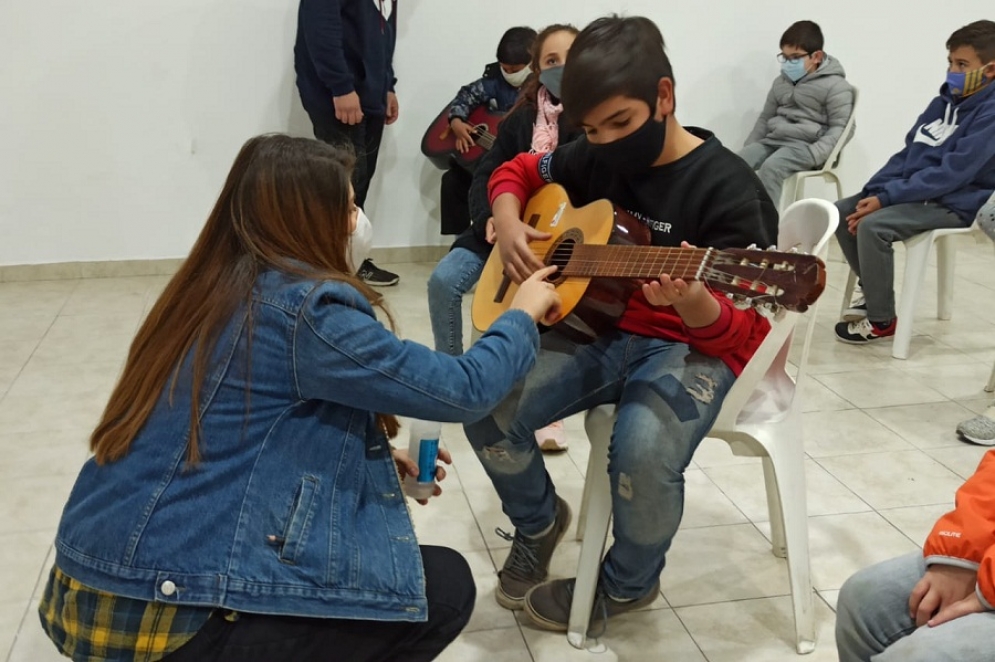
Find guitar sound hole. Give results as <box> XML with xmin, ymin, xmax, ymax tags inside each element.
<box><xmin>547</xmin><ymin>229</ymin><xmax>583</xmax><ymax>284</ymax></box>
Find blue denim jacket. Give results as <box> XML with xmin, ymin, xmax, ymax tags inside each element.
<box><xmin>54</xmin><ymin>271</ymin><xmax>538</xmax><ymax>622</ymax></box>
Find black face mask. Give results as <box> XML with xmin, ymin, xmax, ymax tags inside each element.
<box><xmin>589</xmin><ymin>114</ymin><xmax>667</xmax><ymax>175</ymax></box>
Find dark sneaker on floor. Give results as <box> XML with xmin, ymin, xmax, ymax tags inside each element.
<box><xmin>358</xmin><ymin>259</ymin><xmax>399</xmax><ymax>286</ymax></box>
<box><xmin>524</xmin><ymin>577</ymin><xmax>661</xmax><ymax>635</ymax></box>
<box><xmin>495</xmin><ymin>496</ymin><xmax>572</xmax><ymax>610</ymax></box>
<box><xmin>834</xmin><ymin>318</ymin><xmax>897</xmax><ymax>344</ymax></box>
<box><xmin>842</xmin><ymin>296</ymin><xmax>868</xmax><ymax>322</ymax></box>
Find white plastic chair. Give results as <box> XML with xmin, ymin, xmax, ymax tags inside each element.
<box><xmin>840</xmin><ymin>225</ymin><xmax>975</xmax><ymax>359</ymax></box>
<box><xmin>778</xmin><ymin>87</ymin><xmax>859</xmax><ymax>212</ymax></box>
<box><xmin>569</xmin><ymin>199</ymin><xmax>839</xmax><ymax>656</ymax></box>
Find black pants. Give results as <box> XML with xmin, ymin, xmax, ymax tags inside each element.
<box><xmin>440</xmin><ymin>164</ymin><xmax>473</xmax><ymax>235</ymax></box>
<box><xmin>165</xmin><ymin>546</ymin><xmax>475</xmax><ymax>662</ymax></box>
<box><xmin>308</xmin><ymin>109</ymin><xmax>386</xmax><ymax>209</ymax></box>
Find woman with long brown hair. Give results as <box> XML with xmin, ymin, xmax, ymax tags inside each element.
<box><xmin>38</xmin><ymin>134</ymin><xmax>560</xmax><ymax>662</ymax></box>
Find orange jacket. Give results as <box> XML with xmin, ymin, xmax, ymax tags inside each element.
<box><xmin>924</xmin><ymin>449</ymin><xmax>995</xmax><ymax>609</ymax></box>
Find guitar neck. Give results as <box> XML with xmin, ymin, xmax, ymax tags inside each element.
<box><xmin>558</xmin><ymin>245</ymin><xmax>714</xmax><ymax>280</ymax></box>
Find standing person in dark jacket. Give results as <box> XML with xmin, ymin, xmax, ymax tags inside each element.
<box><xmin>440</xmin><ymin>26</ymin><xmax>536</xmax><ymax>236</ymax></box>
<box><xmin>834</xmin><ymin>20</ymin><xmax>995</xmax><ymax>344</ymax></box>
<box><xmin>428</xmin><ymin>24</ymin><xmax>581</xmax><ymax>452</ymax></box>
<box><xmin>294</xmin><ymin>0</ymin><xmax>401</xmax><ymax>287</ymax></box>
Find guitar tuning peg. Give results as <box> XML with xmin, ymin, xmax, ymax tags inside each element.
<box><xmin>745</xmin><ymin>243</ymin><xmax>759</xmax><ymax>251</ymax></box>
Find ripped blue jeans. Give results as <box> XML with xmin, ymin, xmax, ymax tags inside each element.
<box><xmin>464</xmin><ymin>329</ymin><xmax>735</xmax><ymax>599</ymax></box>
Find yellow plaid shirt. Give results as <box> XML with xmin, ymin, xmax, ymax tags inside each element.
<box><xmin>38</xmin><ymin>566</ymin><xmax>213</xmax><ymax>662</ymax></box>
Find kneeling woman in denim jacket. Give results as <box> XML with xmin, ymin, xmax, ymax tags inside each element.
<box><xmin>38</xmin><ymin>135</ymin><xmax>561</xmax><ymax>662</ymax></box>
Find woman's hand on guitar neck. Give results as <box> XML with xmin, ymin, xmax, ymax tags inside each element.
<box><xmin>492</xmin><ymin>194</ymin><xmax>551</xmax><ymax>283</ymax></box>
<box><xmin>509</xmin><ymin>265</ymin><xmax>562</xmax><ymax>326</ymax></box>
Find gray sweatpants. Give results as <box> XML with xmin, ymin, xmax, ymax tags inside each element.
<box><xmin>834</xmin><ymin>194</ymin><xmax>965</xmax><ymax>322</ymax></box>
<box><xmin>738</xmin><ymin>141</ymin><xmax>818</xmax><ymax>206</ymax></box>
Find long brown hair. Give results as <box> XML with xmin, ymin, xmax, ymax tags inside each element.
<box><xmin>510</xmin><ymin>24</ymin><xmax>579</xmax><ymax>115</ymax></box>
<box><xmin>91</xmin><ymin>135</ymin><xmax>399</xmax><ymax>465</ymax></box>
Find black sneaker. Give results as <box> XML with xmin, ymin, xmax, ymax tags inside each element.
<box><xmin>494</xmin><ymin>496</ymin><xmax>571</xmax><ymax>610</ymax></box>
<box><xmin>834</xmin><ymin>318</ymin><xmax>896</xmax><ymax>344</ymax></box>
<box><xmin>358</xmin><ymin>259</ymin><xmax>399</xmax><ymax>287</ymax></box>
<box><xmin>524</xmin><ymin>576</ymin><xmax>660</xmax><ymax>635</ymax></box>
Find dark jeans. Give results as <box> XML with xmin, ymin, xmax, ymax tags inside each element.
<box><xmin>440</xmin><ymin>164</ymin><xmax>473</xmax><ymax>235</ymax></box>
<box><xmin>308</xmin><ymin>109</ymin><xmax>386</xmax><ymax>209</ymax></box>
<box><xmin>165</xmin><ymin>546</ymin><xmax>474</xmax><ymax>662</ymax></box>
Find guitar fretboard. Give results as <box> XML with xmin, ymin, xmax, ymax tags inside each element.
<box><xmin>556</xmin><ymin>245</ymin><xmax>715</xmax><ymax>280</ymax></box>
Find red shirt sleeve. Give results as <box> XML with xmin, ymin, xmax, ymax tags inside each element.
<box><xmin>488</xmin><ymin>152</ymin><xmax>546</xmax><ymax>208</ymax></box>
<box><xmin>924</xmin><ymin>450</ymin><xmax>995</xmax><ymax>608</ymax></box>
<box><xmin>684</xmin><ymin>295</ymin><xmax>768</xmax><ymax>358</ymax></box>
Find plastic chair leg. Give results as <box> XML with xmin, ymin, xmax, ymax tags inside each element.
<box><xmin>762</xmin><ymin>456</ymin><xmax>787</xmax><ymax>558</ymax></box>
<box><xmin>986</xmin><ymin>360</ymin><xmax>995</xmax><ymax>393</ymax></box>
<box><xmin>936</xmin><ymin>235</ymin><xmax>958</xmax><ymax>320</ymax></box>
<box><xmin>760</xmin><ymin>415</ymin><xmax>816</xmax><ymax>654</ymax></box>
<box><xmin>570</xmin><ymin>407</ymin><xmax>615</xmax><ymax>650</ymax></box>
<box><xmin>892</xmin><ymin>233</ymin><xmax>935</xmax><ymax>359</ymax></box>
<box><xmin>840</xmin><ymin>270</ymin><xmax>858</xmax><ymax>319</ymax></box>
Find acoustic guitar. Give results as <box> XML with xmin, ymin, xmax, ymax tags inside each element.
<box><xmin>471</xmin><ymin>184</ymin><xmax>826</xmax><ymax>342</ymax></box>
<box><xmin>420</xmin><ymin>105</ymin><xmax>504</xmax><ymax>171</ymax></box>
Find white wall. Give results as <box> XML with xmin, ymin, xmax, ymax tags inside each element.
<box><xmin>0</xmin><ymin>0</ymin><xmax>990</xmax><ymax>265</ymax></box>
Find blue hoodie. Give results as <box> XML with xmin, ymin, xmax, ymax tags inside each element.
<box><xmin>863</xmin><ymin>81</ymin><xmax>995</xmax><ymax>222</ymax></box>
<box><xmin>294</xmin><ymin>0</ymin><xmax>397</xmax><ymax>117</ymax></box>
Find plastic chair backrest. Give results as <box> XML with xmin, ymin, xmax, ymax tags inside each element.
<box><xmin>821</xmin><ymin>86</ymin><xmax>859</xmax><ymax>172</ymax></box>
<box><xmin>712</xmin><ymin>199</ymin><xmax>840</xmax><ymax>429</ymax></box>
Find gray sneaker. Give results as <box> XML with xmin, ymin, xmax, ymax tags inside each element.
<box><xmin>524</xmin><ymin>576</ymin><xmax>660</xmax><ymax>636</ymax></box>
<box><xmin>957</xmin><ymin>414</ymin><xmax>995</xmax><ymax>445</ymax></box>
<box><xmin>494</xmin><ymin>496</ymin><xmax>571</xmax><ymax>610</ymax></box>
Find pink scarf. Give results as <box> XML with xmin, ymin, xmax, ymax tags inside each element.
<box><xmin>530</xmin><ymin>86</ymin><xmax>563</xmax><ymax>154</ymax></box>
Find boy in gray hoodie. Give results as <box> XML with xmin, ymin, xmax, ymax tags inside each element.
<box><xmin>740</xmin><ymin>20</ymin><xmax>854</xmax><ymax>206</ymax></box>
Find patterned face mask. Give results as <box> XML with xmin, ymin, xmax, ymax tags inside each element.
<box><xmin>946</xmin><ymin>63</ymin><xmax>994</xmax><ymax>97</ymax></box>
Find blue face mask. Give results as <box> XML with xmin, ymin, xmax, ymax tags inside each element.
<box><xmin>946</xmin><ymin>64</ymin><xmax>993</xmax><ymax>97</ymax></box>
<box><xmin>781</xmin><ymin>58</ymin><xmax>808</xmax><ymax>83</ymax></box>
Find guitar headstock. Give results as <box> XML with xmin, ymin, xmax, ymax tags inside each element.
<box><xmin>705</xmin><ymin>247</ymin><xmax>826</xmax><ymax>313</ymax></box>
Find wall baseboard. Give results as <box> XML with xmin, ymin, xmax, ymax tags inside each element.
<box><xmin>0</xmin><ymin>246</ymin><xmax>449</xmax><ymax>283</ymax></box>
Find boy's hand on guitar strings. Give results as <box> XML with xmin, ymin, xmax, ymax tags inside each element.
<box><xmin>485</xmin><ymin>217</ymin><xmax>496</xmax><ymax>244</ymax></box>
<box><xmin>449</xmin><ymin>118</ymin><xmax>476</xmax><ymax>153</ymax></box>
<box><xmin>494</xmin><ymin>215</ymin><xmax>551</xmax><ymax>283</ymax></box>
<box><xmin>510</xmin><ymin>265</ymin><xmax>562</xmax><ymax>325</ymax></box>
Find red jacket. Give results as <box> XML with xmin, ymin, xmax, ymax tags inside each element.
<box><xmin>924</xmin><ymin>449</ymin><xmax>995</xmax><ymax>609</ymax></box>
<box><xmin>488</xmin><ymin>152</ymin><xmax>770</xmax><ymax>376</ymax></box>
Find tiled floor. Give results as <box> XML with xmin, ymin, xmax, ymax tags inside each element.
<box><xmin>2</xmin><ymin>235</ymin><xmax>993</xmax><ymax>661</ymax></box>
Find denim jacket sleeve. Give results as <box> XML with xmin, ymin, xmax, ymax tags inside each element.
<box><xmin>293</xmin><ymin>282</ymin><xmax>539</xmax><ymax>422</ymax></box>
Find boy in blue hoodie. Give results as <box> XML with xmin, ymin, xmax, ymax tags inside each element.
<box><xmin>440</xmin><ymin>26</ymin><xmax>536</xmax><ymax>236</ymax></box>
<box><xmin>835</xmin><ymin>20</ymin><xmax>995</xmax><ymax>344</ymax></box>
<box><xmin>294</xmin><ymin>0</ymin><xmax>400</xmax><ymax>287</ymax></box>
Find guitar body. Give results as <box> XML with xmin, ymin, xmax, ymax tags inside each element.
<box><xmin>472</xmin><ymin>184</ymin><xmax>826</xmax><ymax>343</ymax></box>
<box><xmin>472</xmin><ymin>185</ymin><xmax>649</xmax><ymax>343</ymax></box>
<box><xmin>421</xmin><ymin>105</ymin><xmax>504</xmax><ymax>171</ymax></box>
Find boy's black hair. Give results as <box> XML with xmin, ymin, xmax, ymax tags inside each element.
<box><xmin>560</xmin><ymin>15</ymin><xmax>673</xmax><ymax>126</ymax></box>
<box><xmin>948</xmin><ymin>20</ymin><xmax>995</xmax><ymax>63</ymax></box>
<box><xmin>780</xmin><ymin>21</ymin><xmax>824</xmax><ymax>53</ymax></box>
<box><xmin>496</xmin><ymin>26</ymin><xmax>538</xmax><ymax>66</ymax></box>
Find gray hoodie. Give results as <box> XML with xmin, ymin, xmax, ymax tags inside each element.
<box><xmin>745</xmin><ymin>54</ymin><xmax>855</xmax><ymax>165</ymax></box>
